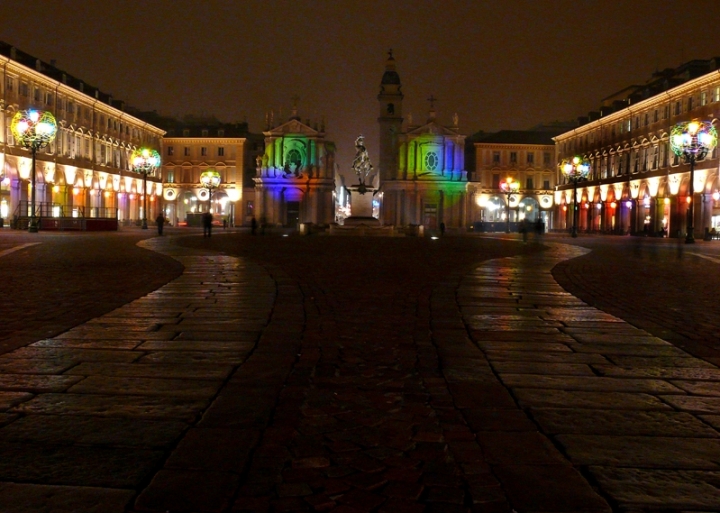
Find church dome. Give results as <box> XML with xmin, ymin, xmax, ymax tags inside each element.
<box><xmin>381</xmin><ymin>70</ymin><xmax>401</xmax><ymax>85</ymax></box>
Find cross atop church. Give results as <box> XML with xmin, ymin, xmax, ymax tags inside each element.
<box><xmin>291</xmin><ymin>95</ymin><xmax>300</xmax><ymax>119</ymax></box>
<box><xmin>387</xmin><ymin>48</ymin><xmax>393</xmax><ymax>59</ymax></box>
<box><xmin>427</xmin><ymin>94</ymin><xmax>438</xmax><ymax>109</ymax></box>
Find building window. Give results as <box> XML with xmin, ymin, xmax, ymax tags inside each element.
<box><xmin>183</xmin><ymin>129</ymin><xmax>190</xmax><ymax>136</ymax></box>
<box><xmin>5</xmin><ymin>77</ymin><xmax>13</xmax><ymax>91</ymax></box>
<box><xmin>218</xmin><ymin>129</ymin><xmax>225</xmax><ymax>137</ymax></box>
<box><xmin>510</xmin><ymin>152</ymin><xmax>517</xmax><ymax>164</ymax></box>
<box><xmin>526</xmin><ymin>178</ymin><xmax>534</xmax><ymax>190</ymax></box>
<box><xmin>527</xmin><ymin>153</ymin><xmax>534</xmax><ymax>165</ymax></box>
<box><xmin>246</xmin><ymin>200</ymin><xmax>254</xmax><ymax>216</ymax></box>
<box><xmin>543</xmin><ymin>180</ymin><xmax>550</xmax><ymax>190</ymax></box>
<box><xmin>702</xmin><ymin>91</ymin><xmax>708</xmax><ymax>106</ymax></box>
<box><xmin>218</xmin><ymin>147</ymin><xmax>224</xmax><ymax>157</ymax></box>
<box><xmin>492</xmin><ymin>151</ymin><xmax>500</xmax><ymax>164</ymax></box>
<box><xmin>543</xmin><ymin>152</ymin><xmax>551</xmax><ymax>166</ymax></box>
<box><xmin>20</xmin><ymin>82</ymin><xmax>28</xmax><ymax>96</ymax></box>
<box><xmin>654</xmin><ymin>109</ymin><xmax>659</xmax><ymax>123</ymax></box>
<box><xmin>184</xmin><ymin>147</ymin><xmax>190</xmax><ymax>156</ymax></box>
<box><xmin>644</xmin><ymin>113</ymin><xmax>649</xmax><ymax>126</ymax></box>
<box><xmin>674</xmin><ymin>101</ymin><xmax>681</xmax><ymax>115</ymax></box>
<box><xmin>201</xmin><ymin>147</ymin><xmax>207</xmax><ymax>157</ymax></box>
<box><xmin>167</xmin><ymin>146</ymin><xmax>174</xmax><ymax>156</ymax></box>
<box><xmin>714</xmin><ymin>87</ymin><xmax>720</xmax><ymax>102</ymax></box>
<box><xmin>424</xmin><ymin>151</ymin><xmax>439</xmax><ymax>171</ymax></box>
<box><xmin>492</xmin><ymin>174</ymin><xmax>500</xmax><ymax>189</ymax></box>
<box><xmin>688</xmin><ymin>96</ymin><xmax>694</xmax><ymax>111</ymax></box>
<box><xmin>201</xmin><ymin>129</ymin><xmax>209</xmax><ymax>137</ymax></box>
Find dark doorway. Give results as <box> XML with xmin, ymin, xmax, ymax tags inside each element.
<box><xmin>286</xmin><ymin>201</ymin><xmax>300</xmax><ymax>227</ymax></box>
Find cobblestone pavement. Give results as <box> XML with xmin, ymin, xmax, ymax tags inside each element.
<box><xmin>0</xmin><ymin>230</ymin><xmax>720</xmax><ymax>512</ymax></box>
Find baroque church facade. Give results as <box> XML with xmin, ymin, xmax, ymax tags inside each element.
<box><xmin>253</xmin><ymin>106</ymin><xmax>336</xmax><ymax>228</ymax></box>
<box><xmin>376</xmin><ymin>53</ymin><xmax>470</xmax><ymax>230</ymax></box>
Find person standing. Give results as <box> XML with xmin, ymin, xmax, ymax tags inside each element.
<box><xmin>202</xmin><ymin>212</ymin><xmax>213</xmax><ymax>238</ymax></box>
<box><xmin>155</xmin><ymin>213</ymin><xmax>165</xmax><ymax>236</ymax></box>
<box><xmin>251</xmin><ymin>216</ymin><xmax>257</xmax><ymax>235</ymax></box>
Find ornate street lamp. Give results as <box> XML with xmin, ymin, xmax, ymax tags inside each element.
<box><xmin>130</xmin><ymin>147</ymin><xmax>161</xmax><ymax>229</ymax></box>
<box><xmin>560</xmin><ymin>155</ymin><xmax>590</xmax><ymax>238</ymax></box>
<box><xmin>499</xmin><ymin>177</ymin><xmax>520</xmax><ymax>233</ymax></box>
<box><xmin>10</xmin><ymin>110</ymin><xmax>58</xmax><ymax>232</ymax></box>
<box><xmin>670</xmin><ymin>119</ymin><xmax>718</xmax><ymax>243</ymax></box>
<box><xmin>199</xmin><ymin>169</ymin><xmax>221</xmax><ymax>211</ymax></box>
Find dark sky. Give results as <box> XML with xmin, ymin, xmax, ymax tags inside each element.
<box><xmin>3</xmin><ymin>0</ymin><xmax>720</xmax><ymax>169</ymax></box>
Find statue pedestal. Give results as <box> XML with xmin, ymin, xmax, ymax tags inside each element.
<box><xmin>344</xmin><ymin>184</ymin><xmax>379</xmax><ymax>226</ymax></box>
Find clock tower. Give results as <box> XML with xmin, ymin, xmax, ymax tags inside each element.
<box><xmin>377</xmin><ymin>50</ymin><xmax>404</xmax><ymax>181</ymax></box>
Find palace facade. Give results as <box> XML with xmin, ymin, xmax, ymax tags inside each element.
<box><xmin>469</xmin><ymin>128</ymin><xmax>569</xmax><ymax>232</ymax></box>
<box><xmin>0</xmin><ymin>42</ymin><xmax>164</xmax><ymax>229</ymax></box>
<box><xmin>554</xmin><ymin>59</ymin><xmax>720</xmax><ymax>238</ymax></box>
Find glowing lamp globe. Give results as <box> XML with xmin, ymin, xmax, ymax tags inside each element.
<box><xmin>11</xmin><ymin>110</ymin><xmax>57</xmax><ymax>149</ymax></box>
<box><xmin>559</xmin><ymin>156</ymin><xmax>590</xmax><ymax>181</ymax></box>
<box><xmin>130</xmin><ymin>148</ymin><xmax>161</xmax><ymax>175</ymax></box>
<box><xmin>199</xmin><ymin>169</ymin><xmax>222</xmax><ymax>190</ymax></box>
<box><xmin>670</xmin><ymin>120</ymin><xmax>717</xmax><ymax>159</ymax></box>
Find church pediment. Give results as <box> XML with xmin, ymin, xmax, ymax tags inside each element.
<box><xmin>407</xmin><ymin>121</ymin><xmax>460</xmax><ymax>137</ymax></box>
<box><xmin>265</xmin><ymin>119</ymin><xmax>319</xmax><ymax>137</ymax></box>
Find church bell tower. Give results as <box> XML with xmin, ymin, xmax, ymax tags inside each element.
<box><xmin>378</xmin><ymin>50</ymin><xmax>404</xmax><ymax>181</ymax></box>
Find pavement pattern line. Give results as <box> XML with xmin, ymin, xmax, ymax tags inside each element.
<box><xmin>0</xmin><ymin>242</ymin><xmax>40</xmax><ymax>258</ymax></box>
<box><xmin>0</xmin><ymin>235</ymin><xmax>717</xmax><ymax>512</ymax></box>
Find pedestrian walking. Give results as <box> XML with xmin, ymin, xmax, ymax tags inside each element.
<box><xmin>202</xmin><ymin>212</ymin><xmax>213</xmax><ymax>238</ymax></box>
<box><xmin>251</xmin><ymin>216</ymin><xmax>257</xmax><ymax>235</ymax></box>
<box><xmin>155</xmin><ymin>213</ymin><xmax>165</xmax><ymax>236</ymax></box>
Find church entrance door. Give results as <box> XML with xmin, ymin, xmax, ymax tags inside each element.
<box><xmin>286</xmin><ymin>201</ymin><xmax>300</xmax><ymax>228</ymax></box>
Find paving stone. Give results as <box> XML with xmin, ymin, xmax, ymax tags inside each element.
<box><xmin>463</xmin><ymin>409</ymin><xmax>537</xmax><ymax>432</ymax></box>
<box><xmin>64</xmin><ymin>361</ymin><xmax>235</xmax><ymax>379</ymax></box>
<box><xmin>485</xmin><ymin>350</ymin><xmax>610</xmax><ymax>364</ymax></box>
<box><xmin>593</xmin><ymin>365</ymin><xmax>720</xmax><ymax>379</ymax></box>
<box><xmin>493</xmin><ymin>465</ymin><xmax>611</xmax><ymax>512</ymax></box>
<box><xmin>0</xmin><ymin>391</ymin><xmax>33</xmax><ymax>410</ymax></box>
<box><xmin>0</xmin><ymin>415</ymin><xmax>187</xmax><ymax>448</ymax></box>
<box><xmin>10</xmin><ymin>393</ymin><xmax>208</xmax><ymax>420</ymax></box>
<box><xmin>570</xmin><ymin>343</ymin><xmax>690</xmax><ymax>356</ymax></box>
<box><xmin>557</xmin><ymin>434</ymin><xmax>720</xmax><ymax>469</ymax></box>
<box><xmin>590</xmin><ymin>467</ymin><xmax>720</xmax><ymax>509</ymax></box>
<box><xmin>137</xmin><ymin>339</ymin><xmax>256</xmax><ymax>351</ymax></box>
<box><xmin>514</xmin><ymin>388</ymin><xmax>672</xmax><ymax>410</ymax></box>
<box><xmin>476</xmin><ymin>431</ymin><xmax>566</xmax><ymax>464</ymax></box>
<box><xmin>0</xmin><ymin>482</ymin><xmax>135</xmax><ymax>513</ymax></box>
<box><xmin>0</xmin><ymin>442</ymin><xmax>164</xmax><ymax>487</ymax></box>
<box><xmin>499</xmin><ymin>374</ymin><xmax>683</xmax><ymax>394</ymax></box>
<box><xmin>67</xmin><ymin>375</ymin><xmax>223</xmax><ymax>398</ymax></box>
<box><xmin>448</xmin><ymin>383</ymin><xmax>517</xmax><ymax>409</ymax></box>
<box><xmin>531</xmin><ymin>409</ymin><xmax>720</xmax><ymax>437</ymax></box>
<box><xmin>490</xmin><ymin>361</ymin><xmax>595</xmax><ymax>376</ymax></box>
<box><xmin>660</xmin><ymin>395</ymin><xmax>720</xmax><ymax>414</ymax></box>
<box><xmin>671</xmin><ymin>380</ymin><xmax>720</xmax><ymax>396</ymax></box>
<box><xmin>476</xmin><ymin>341</ymin><xmax>572</xmax><ymax>352</ymax></box>
<box><xmin>0</xmin><ymin>347</ymin><xmax>141</xmax><ymax>362</ymax></box>
<box><xmin>30</xmin><ymin>338</ymin><xmax>143</xmax><ymax>349</ymax></box>
<box><xmin>134</xmin><ymin>469</ymin><xmax>240</xmax><ymax>512</ymax></box>
<box><xmin>139</xmin><ymin>350</ymin><xmax>248</xmax><ymax>364</ymax></box>
<box><xmin>0</xmin><ymin>373</ymin><xmax>83</xmax><ymax>392</ymax></box>
<box><xmin>608</xmin><ymin>356</ymin><xmax>715</xmax><ymax>368</ymax></box>
<box><xmin>0</xmin><ymin>358</ymin><xmax>77</xmax><ymax>374</ymax></box>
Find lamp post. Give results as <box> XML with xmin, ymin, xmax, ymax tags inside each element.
<box><xmin>130</xmin><ymin>148</ymin><xmax>161</xmax><ymax>229</ymax></box>
<box><xmin>499</xmin><ymin>177</ymin><xmax>520</xmax><ymax>233</ymax></box>
<box><xmin>199</xmin><ymin>169</ymin><xmax>221</xmax><ymax>212</ymax></box>
<box><xmin>10</xmin><ymin>110</ymin><xmax>58</xmax><ymax>232</ymax></box>
<box><xmin>560</xmin><ymin>155</ymin><xmax>590</xmax><ymax>238</ymax></box>
<box><xmin>670</xmin><ymin>119</ymin><xmax>718</xmax><ymax>243</ymax></box>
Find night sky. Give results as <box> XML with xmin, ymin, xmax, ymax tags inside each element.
<box><xmin>3</xmin><ymin>0</ymin><xmax>720</xmax><ymax>169</ymax></box>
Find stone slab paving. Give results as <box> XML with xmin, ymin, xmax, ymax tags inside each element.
<box><xmin>457</xmin><ymin>242</ymin><xmax>720</xmax><ymax>512</ymax></box>
<box><xmin>0</xmin><ymin>235</ymin><xmax>280</xmax><ymax>513</ymax></box>
<box><xmin>1</xmin><ymin>234</ymin><xmax>719</xmax><ymax>512</ymax></box>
